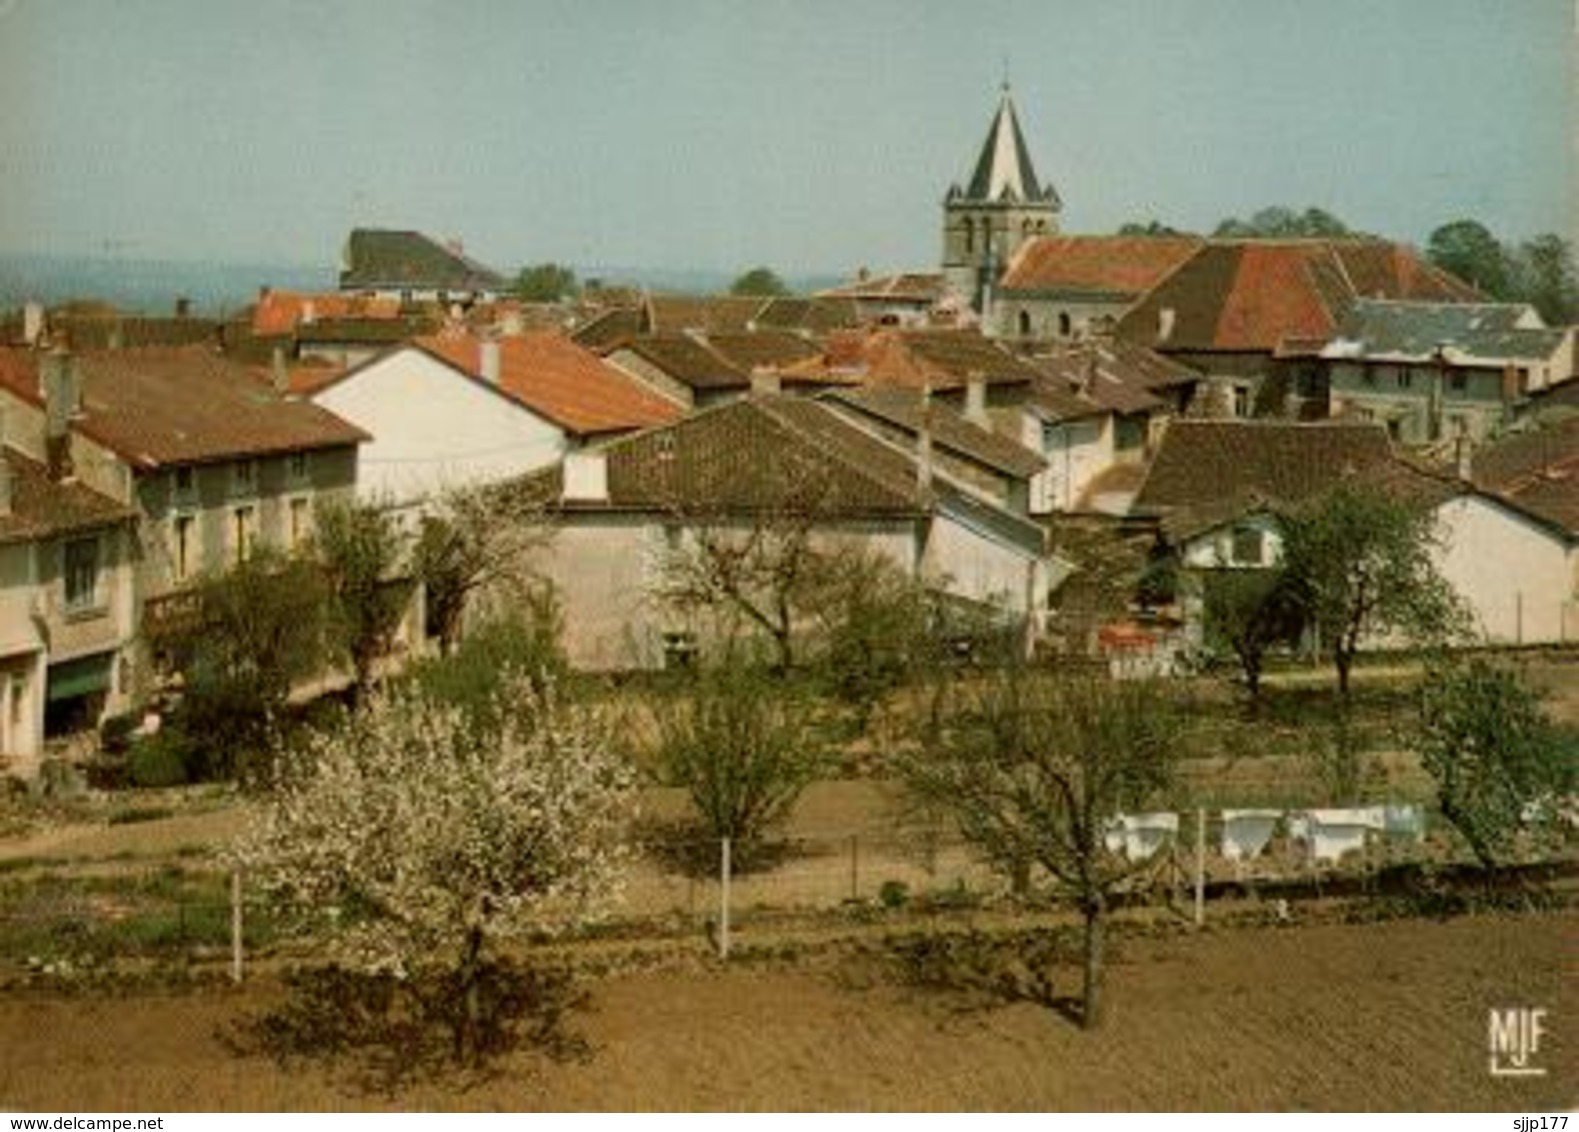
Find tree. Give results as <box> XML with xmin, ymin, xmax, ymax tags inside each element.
<box><xmin>515</xmin><ymin>263</ymin><xmax>578</xmax><ymax>303</ymax></box>
<box><xmin>1115</xmin><ymin>219</ymin><xmax>1192</xmax><ymax>237</ymax></box>
<box><xmin>1278</xmin><ymin>483</ymin><xmax>1468</xmax><ymax>695</ymax></box>
<box><xmin>1213</xmin><ymin>205</ymin><xmax>1356</xmax><ymax>239</ymax></box>
<box><xmin>1200</xmin><ymin>567</ymin><xmax>1305</xmax><ymax>699</ymax></box>
<box><xmin>810</xmin><ymin>547</ymin><xmax>935</xmax><ymax>725</ymax></box>
<box><xmin>1416</xmin><ymin>658</ymin><xmax>1577</xmax><ymax>870</ymax></box>
<box><xmin>233</xmin><ymin>677</ymin><xmax>634</xmax><ymax>1061</ymax></box>
<box><xmin>1510</xmin><ymin>233</ymin><xmax>1579</xmax><ymax>326</ymax></box>
<box><xmin>652</xmin><ymin>666</ymin><xmax>826</xmax><ymax>865</ymax></box>
<box><xmin>728</xmin><ymin>266</ymin><xmax>789</xmax><ymax>297</ymax></box>
<box><xmin>1426</xmin><ymin>219</ymin><xmax>1513</xmax><ymax>299</ymax></box>
<box><xmin>656</xmin><ymin>461</ymin><xmax>841</xmax><ymax>673</ymax></box>
<box><xmin>146</xmin><ymin>548</ymin><xmax>330</xmax><ymax>782</ymax></box>
<box><xmin>898</xmin><ymin>671</ymin><xmax>1180</xmax><ymax>1029</ymax></box>
<box><xmin>312</xmin><ymin>499</ymin><xmax>412</xmax><ymax>704</ymax></box>
<box><xmin>413</xmin><ymin>481</ymin><xmax>553</xmax><ymax>655</ymax></box>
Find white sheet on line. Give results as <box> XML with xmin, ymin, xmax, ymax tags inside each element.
<box><xmin>1107</xmin><ymin>812</ymin><xmax>1178</xmax><ymax>859</ymax></box>
<box><xmin>1220</xmin><ymin>809</ymin><xmax>1281</xmax><ymax>861</ymax></box>
<box><xmin>1303</xmin><ymin>807</ymin><xmax>1385</xmax><ymax>862</ymax></box>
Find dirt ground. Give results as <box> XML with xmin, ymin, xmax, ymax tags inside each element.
<box><xmin>0</xmin><ymin>910</ymin><xmax>1570</xmax><ymax>1111</ymax></box>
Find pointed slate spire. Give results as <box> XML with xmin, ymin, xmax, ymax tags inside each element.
<box><xmin>963</xmin><ymin>85</ymin><xmax>1059</xmax><ymax>206</ymax></box>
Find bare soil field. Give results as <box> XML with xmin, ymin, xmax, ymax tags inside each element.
<box><xmin>0</xmin><ymin>910</ymin><xmax>1570</xmax><ymax>1111</ymax></box>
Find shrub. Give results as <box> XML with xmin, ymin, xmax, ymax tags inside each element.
<box><xmin>127</xmin><ymin>731</ymin><xmax>192</xmax><ymax>789</ymax></box>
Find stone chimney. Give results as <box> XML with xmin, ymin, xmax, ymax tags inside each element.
<box><xmin>964</xmin><ymin>373</ymin><xmax>989</xmax><ymax>426</ymax></box>
<box><xmin>301</xmin><ymin>299</ymin><xmax>317</xmax><ymax>325</ymax></box>
<box><xmin>1157</xmin><ymin>307</ymin><xmax>1176</xmax><ymax>343</ymax></box>
<box><xmin>561</xmin><ymin>450</ymin><xmax>608</xmax><ymax>503</ymax></box>
<box><xmin>271</xmin><ymin>344</ymin><xmax>290</xmax><ymax>395</ymax></box>
<box><xmin>750</xmin><ymin>367</ymin><xmax>781</xmax><ymax>396</ymax></box>
<box><xmin>479</xmin><ymin>338</ymin><xmax>502</xmax><ymax>384</ymax></box>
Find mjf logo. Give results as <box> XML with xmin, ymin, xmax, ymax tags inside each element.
<box><xmin>1488</xmin><ymin>1007</ymin><xmax>1548</xmax><ymax>1078</ymax></box>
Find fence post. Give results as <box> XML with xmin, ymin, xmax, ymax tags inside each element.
<box><xmin>719</xmin><ymin>836</ymin><xmax>731</xmax><ymax>960</ymax></box>
<box><xmin>849</xmin><ymin>835</ymin><xmax>859</xmax><ymax>902</ymax></box>
<box><xmin>1193</xmin><ymin>808</ymin><xmax>1206</xmax><ymax>927</ymax></box>
<box><xmin>230</xmin><ymin>869</ymin><xmax>243</xmax><ymax>985</ymax></box>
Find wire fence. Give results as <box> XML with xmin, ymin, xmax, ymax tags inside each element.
<box><xmin>1</xmin><ymin>803</ymin><xmax>1574</xmax><ymax>979</ymax></box>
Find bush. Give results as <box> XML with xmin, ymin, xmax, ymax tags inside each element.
<box><xmin>127</xmin><ymin>731</ymin><xmax>192</xmax><ymax>789</ymax></box>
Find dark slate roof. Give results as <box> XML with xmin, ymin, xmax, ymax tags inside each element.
<box><xmin>338</xmin><ymin>228</ymin><xmax>506</xmax><ymax>293</ymax></box>
<box><xmin>0</xmin><ymin>347</ymin><xmax>369</xmax><ymax>470</ymax></box>
<box><xmin>1324</xmin><ymin>299</ymin><xmax>1564</xmax><ymax>363</ymax></box>
<box><xmin>955</xmin><ymin>90</ymin><xmax>1060</xmax><ymax>206</ymax></box>
<box><xmin>0</xmin><ymin>447</ymin><xmax>136</xmax><ymax>546</ymax></box>
<box><xmin>1117</xmin><ymin>240</ymin><xmax>1483</xmax><ymax>354</ymax></box>
<box><xmin>821</xmin><ymin>386</ymin><xmax>1047</xmax><ymax>478</ymax></box>
<box><xmin>1471</xmin><ymin>418</ymin><xmax>1579</xmax><ymax>535</ymax></box>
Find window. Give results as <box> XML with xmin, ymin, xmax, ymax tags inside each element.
<box><xmin>1361</xmin><ymin>367</ymin><xmax>1377</xmax><ymax>388</ymax></box>
<box><xmin>1229</xmin><ymin>526</ymin><xmax>1265</xmax><ymax>567</ymax></box>
<box><xmin>172</xmin><ymin>515</ymin><xmax>195</xmax><ymax>581</ymax></box>
<box><xmin>288</xmin><ymin>451</ymin><xmax>311</xmax><ymax>482</ymax></box>
<box><xmin>233</xmin><ymin>459</ymin><xmax>258</xmax><ymax>495</ymax></box>
<box><xmin>64</xmin><ymin>537</ymin><xmax>100</xmax><ymax>612</ymax></box>
<box><xmin>962</xmin><ymin>217</ymin><xmax>975</xmax><ymax>255</ymax></box>
<box><xmin>1395</xmin><ymin>368</ymin><xmax>1413</xmax><ymax>390</ymax></box>
<box><xmin>1448</xmin><ymin>371</ymin><xmax>1468</xmax><ymax>393</ymax></box>
<box><xmin>1231</xmin><ymin>385</ymin><xmax>1252</xmax><ymax>418</ymax></box>
<box><xmin>1115</xmin><ymin>416</ymin><xmax>1146</xmax><ymax>451</ymax></box>
<box><xmin>1057</xmin><ymin>312</ymin><xmax>1072</xmax><ymax>338</ymax></box>
<box><xmin>174</xmin><ymin>466</ymin><xmax>194</xmax><ymax>495</ymax></box>
<box><xmin>288</xmin><ymin>498</ymin><xmax>311</xmax><ymax>549</ymax></box>
<box><xmin>232</xmin><ymin>505</ymin><xmax>256</xmax><ymax>563</ymax></box>
<box><xmin>1018</xmin><ymin>310</ymin><xmax>1033</xmax><ymax>338</ymax></box>
<box><xmin>661</xmin><ymin>630</ymin><xmax>696</xmax><ymax>670</ymax></box>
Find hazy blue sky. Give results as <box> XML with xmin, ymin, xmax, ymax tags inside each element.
<box><xmin>0</xmin><ymin>0</ymin><xmax>1571</xmax><ymax>277</ymax></box>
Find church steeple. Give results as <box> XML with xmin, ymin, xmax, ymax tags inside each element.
<box><xmin>942</xmin><ymin>86</ymin><xmax>1060</xmax><ymax>313</ymax></box>
<box><xmin>963</xmin><ymin>86</ymin><xmax>1061</xmax><ymax>207</ymax></box>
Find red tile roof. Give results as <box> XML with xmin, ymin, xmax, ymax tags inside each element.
<box><xmin>416</xmin><ymin>332</ymin><xmax>682</xmax><ymax>437</ymax></box>
<box><xmin>251</xmin><ymin>291</ymin><xmax>403</xmax><ymax>337</ymax></box>
<box><xmin>0</xmin><ymin>346</ymin><xmax>368</xmax><ymax>469</ymax></box>
<box><xmin>1118</xmin><ymin>240</ymin><xmax>1483</xmax><ymax>354</ymax></box>
<box><xmin>0</xmin><ymin>447</ymin><xmax>136</xmax><ymax>546</ymax></box>
<box><xmin>1000</xmin><ymin>236</ymin><xmax>1204</xmax><ymax>297</ymax></box>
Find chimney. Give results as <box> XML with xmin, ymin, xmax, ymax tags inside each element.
<box><xmin>301</xmin><ymin>299</ymin><xmax>317</xmax><ymax>325</ymax></box>
<box><xmin>500</xmin><ymin>308</ymin><xmax>525</xmax><ymax>337</ymax></box>
<box><xmin>174</xmin><ymin>296</ymin><xmax>192</xmax><ymax>319</ymax></box>
<box><xmin>21</xmin><ymin>301</ymin><xmax>44</xmax><ymax>347</ymax></box>
<box><xmin>42</xmin><ymin>350</ymin><xmax>78</xmax><ymax>482</ymax></box>
<box><xmin>258</xmin><ymin>285</ymin><xmax>273</xmax><ymax>303</ymax></box>
<box><xmin>964</xmin><ymin>374</ymin><xmax>989</xmax><ymax>426</ymax></box>
<box><xmin>479</xmin><ymin>338</ymin><xmax>502</xmax><ymax>384</ymax></box>
<box><xmin>561</xmin><ymin>450</ymin><xmax>608</xmax><ymax>503</ymax></box>
<box><xmin>916</xmin><ymin>384</ymin><xmax>934</xmax><ymax>494</ymax></box>
<box><xmin>1157</xmin><ymin>308</ymin><xmax>1176</xmax><ymax>343</ymax></box>
<box><xmin>750</xmin><ymin>367</ymin><xmax>781</xmax><ymax>396</ymax></box>
<box><xmin>271</xmin><ymin>344</ymin><xmax>290</xmax><ymax>395</ymax></box>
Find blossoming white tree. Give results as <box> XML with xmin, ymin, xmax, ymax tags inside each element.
<box><xmin>232</xmin><ymin>676</ymin><xmax>635</xmax><ymax>1058</ymax></box>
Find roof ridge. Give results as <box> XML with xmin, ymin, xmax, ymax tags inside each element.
<box><xmin>752</xmin><ymin>397</ymin><xmax>927</xmax><ymax>512</ymax></box>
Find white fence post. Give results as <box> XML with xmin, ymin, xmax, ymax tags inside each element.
<box><xmin>1193</xmin><ymin>808</ymin><xmax>1206</xmax><ymax>927</ymax></box>
<box><xmin>230</xmin><ymin>869</ymin><xmax>243</xmax><ymax>985</ymax></box>
<box><xmin>719</xmin><ymin>836</ymin><xmax>731</xmax><ymax>960</ymax></box>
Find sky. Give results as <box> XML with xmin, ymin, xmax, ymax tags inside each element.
<box><xmin>0</xmin><ymin>0</ymin><xmax>1572</xmax><ymax>279</ymax></box>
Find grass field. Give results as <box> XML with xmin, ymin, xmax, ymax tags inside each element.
<box><xmin>0</xmin><ymin>910</ymin><xmax>1570</xmax><ymax>1111</ymax></box>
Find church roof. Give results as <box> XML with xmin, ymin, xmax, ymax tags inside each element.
<box><xmin>954</xmin><ymin>88</ymin><xmax>1060</xmax><ymax>207</ymax></box>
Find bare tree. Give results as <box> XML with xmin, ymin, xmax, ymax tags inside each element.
<box><xmin>898</xmin><ymin>670</ymin><xmax>1181</xmax><ymax>1029</ymax></box>
<box><xmin>413</xmin><ymin>482</ymin><xmax>553</xmax><ymax>654</ymax></box>
<box><xmin>655</xmin><ymin>457</ymin><xmax>848</xmax><ymax>673</ymax></box>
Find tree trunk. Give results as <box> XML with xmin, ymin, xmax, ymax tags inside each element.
<box><xmin>1081</xmin><ymin>897</ymin><xmax>1106</xmax><ymax>1030</ymax></box>
<box><xmin>1335</xmin><ymin>649</ymin><xmax>1352</xmax><ymax>696</ymax></box>
<box><xmin>456</xmin><ymin>923</ymin><xmax>485</xmax><ymax>1063</ymax></box>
